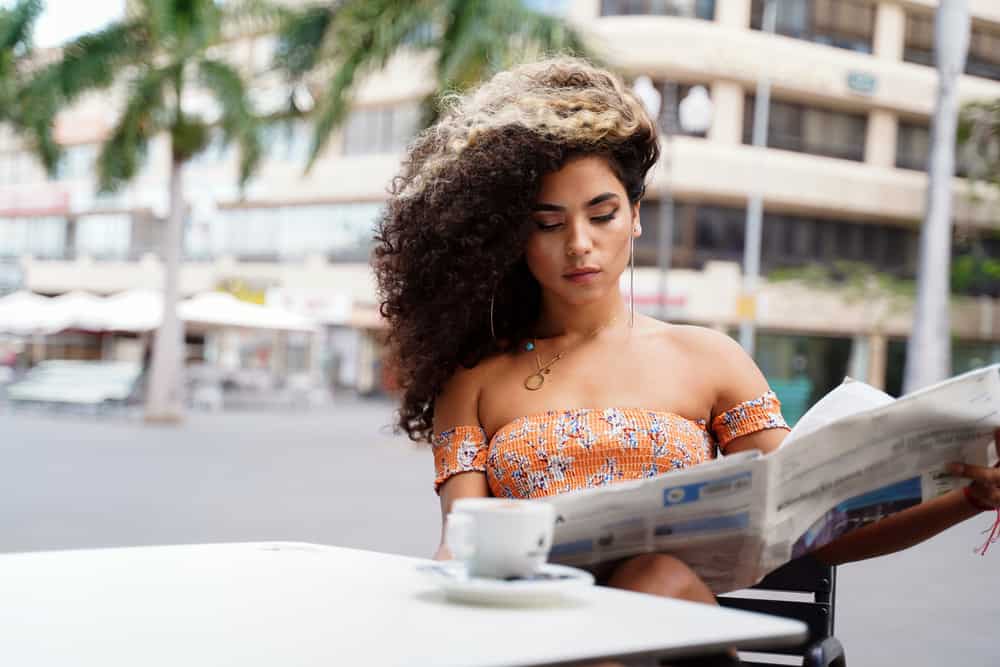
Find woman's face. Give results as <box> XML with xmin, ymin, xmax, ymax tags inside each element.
<box><xmin>525</xmin><ymin>155</ymin><xmax>640</xmax><ymax>306</ymax></box>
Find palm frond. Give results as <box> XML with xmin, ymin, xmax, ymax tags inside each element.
<box><xmin>303</xmin><ymin>0</ymin><xmax>434</xmax><ymax>166</ymax></box>
<box><xmin>96</xmin><ymin>65</ymin><xmax>174</xmax><ymax>193</ymax></box>
<box><xmin>13</xmin><ymin>67</ymin><xmax>63</xmax><ymax>172</ymax></box>
<box><xmin>274</xmin><ymin>4</ymin><xmax>336</xmax><ymax>80</ymax></box>
<box><xmin>436</xmin><ymin>0</ymin><xmax>594</xmax><ymax>92</ymax></box>
<box><xmin>0</xmin><ymin>0</ymin><xmax>42</xmax><ymax>53</ymax></box>
<box><xmin>57</xmin><ymin>21</ymin><xmax>149</xmax><ymax>101</ymax></box>
<box><xmin>198</xmin><ymin>58</ymin><xmax>262</xmax><ymax>185</ymax></box>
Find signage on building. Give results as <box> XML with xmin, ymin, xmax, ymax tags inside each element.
<box><xmin>0</xmin><ymin>187</ymin><xmax>70</xmax><ymax>217</ymax></box>
<box><xmin>216</xmin><ymin>277</ymin><xmax>273</xmax><ymax>304</ymax></box>
<box><xmin>846</xmin><ymin>71</ymin><xmax>877</xmax><ymax>96</ymax></box>
<box><xmin>267</xmin><ymin>288</ymin><xmax>353</xmax><ymax>325</ymax></box>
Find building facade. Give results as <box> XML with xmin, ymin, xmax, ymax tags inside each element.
<box><xmin>1</xmin><ymin>0</ymin><xmax>999</xmax><ymax>406</ymax></box>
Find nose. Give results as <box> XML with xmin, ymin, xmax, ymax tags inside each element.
<box><xmin>565</xmin><ymin>218</ymin><xmax>593</xmax><ymax>257</ymax></box>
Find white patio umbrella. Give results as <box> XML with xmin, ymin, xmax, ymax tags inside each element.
<box><xmin>0</xmin><ymin>291</ymin><xmax>70</xmax><ymax>335</ymax></box>
<box><xmin>178</xmin><ymin>292</ymin><xmax>318</xmax><ymax>332</ymax></box>
<box><xmin>101</xmin><ymin>289</ymin><xmax>165</xmax><ymax>332</ymax></box>
<box><xmin>49</xmin><ymin>291</ymin><xmax>112</xmax><ymax>331</ymax></box>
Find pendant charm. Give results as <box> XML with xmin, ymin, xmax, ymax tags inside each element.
<box><xmin>524</xmin><ymin>372</ymin><xmax>545</xmax><ymax>391</ymax></box>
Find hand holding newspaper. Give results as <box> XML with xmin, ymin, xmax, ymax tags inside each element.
<box><xmin>546</xmin><ymin>365</ymin><xmax>1000</xmax><ymax>593</ymax></box>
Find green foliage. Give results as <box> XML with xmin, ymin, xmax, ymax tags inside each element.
<box><xmin>770</xmin><ymin>256</ymin><xmax>1000</xmax><ymax>301</ymax></box>
<box><xmin>958</xmin><ymin>99</ymin><xmax>1000</xmax><ymax>193</ymax></box>
<box><xmin>19</xmin><ymin>0</ymin><xmax>274</xmax><ymax>192</ymax></box>
<box><xmin>198</xmin><ymin>59</ymin><xmax>263</xmax><ymax>184</ymax></box>
<box><xmin>96</xmin><ymin>65</ymin><xmax>174</xmax><ymax>193</ymax></box>
<box><xmin>952</xmin><ymin>254</ymin><xmax>1000</xmax><ymax>296</ymax></box>
<box><xmin>275</xmin><ymin>0</ymin><xmax>595</xmax><ymax>167</ymax></box>
<box><xmin>0</xmin><ymin>0</ymin><xmax>53</xmax><ymax>168</ymax></box>
<box><xmin>768</xmin><ymin>261</ymin><xmax>915</xmax><ymax>302</ymax></box>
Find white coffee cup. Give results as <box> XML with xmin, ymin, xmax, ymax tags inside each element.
<box><xmin>446</xmin><ymin>498</ymin><xmax>555</xmax><ymax>579</ymax></box>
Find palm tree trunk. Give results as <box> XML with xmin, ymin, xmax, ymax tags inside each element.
<box><xmin>904</xmin><ymin>2</ymin><xmax>970</xmax><ymax>394</ymax></box>
<box><xmin>144</xmin><ymin>154</ymin><xmax>186</xmax><ymax>423</ymax></box>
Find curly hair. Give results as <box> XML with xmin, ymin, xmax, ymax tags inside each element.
<box><xmin>372</xmin><ymin>56</ymin><xmax>661</xmax><ymax>443</ymax></box>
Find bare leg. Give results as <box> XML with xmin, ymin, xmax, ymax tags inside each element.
<box><xmin>601</xmin><ymin>554</ymin><xmax>738</xmax><ymax>666</ymax></box>
<box><xmin>605</xmin><ymin>553</ymin><xmax>717</xmax><ymax>605</ymax></box>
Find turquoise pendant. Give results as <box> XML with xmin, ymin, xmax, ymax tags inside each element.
<box><xmin>525</xmin><ymin>342</ymin><xmax>535</xmax><ymax>351</ymax></box>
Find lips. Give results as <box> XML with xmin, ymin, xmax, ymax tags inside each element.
<box><xmin>563</xmin><ymin>267</ymin><xmax>602</xmax><ymax>283</ymax></box>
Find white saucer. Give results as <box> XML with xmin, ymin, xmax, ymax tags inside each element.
<box><xmin>418</xmin><ymin>562</ymin><xmax>595</xmax><ymax>606</ymax></box>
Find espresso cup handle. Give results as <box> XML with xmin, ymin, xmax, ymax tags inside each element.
<box><xmin>445</xmin><ymin>512</ymin><xmax>476</xmax><ymax>562</ymax></box>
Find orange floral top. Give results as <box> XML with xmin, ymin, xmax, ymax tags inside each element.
<box><xmin>432</xmin><ymin>391</ymin><xmax>790</xmax><ymax>499</ymax></box>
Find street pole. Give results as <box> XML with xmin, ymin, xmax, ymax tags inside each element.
<box><xmin>738</xmin><ymin>0</ymin><xmax>776</xmax><ymax>357</ymax></box>
<box><xmin>657</xmin><ymin>81</ymin><xmax>678</xmax><ymax>321</ymax></box>
<box><xmin>903</xmin><ymin>1</ymin><xmax>971</xmax><ymax>393</ymax></box>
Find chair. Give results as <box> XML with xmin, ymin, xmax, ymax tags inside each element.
<box><xmin>717</xmin><ymin>555</ymin><xmax>846</xmax><ymax>667</ymax></box>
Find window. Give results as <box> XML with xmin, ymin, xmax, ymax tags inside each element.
<box><xmin>342</xmin><ymin>102</ymin><xmax>422</xmax><ymax>156</ymax></box>
<box><xmin>905</xmin><ymin>13</ymin><xmax>1000</xmax><ymax>82</ymax></box>
<box><xmin>600</xmin><ymin>0</ymin><xmax>715</xmax><ymax>20</ymax></box>
<box><xmin>967</xmin><ymin>23</ymin><xmax>1000</xmax><ymax>81</ymax></box>
<box><xmin>750</xmin><ymin>0</ymin><xmax>874</xmax><ymax>54</ymax></box>
<box><xmin>74</xmin><ymin>214</ymin><xmax>131</xmax><ymax>260</ymax></box>
<box><xmin>631</xmin><ymin>199</ymin><xmax>684</xmax><ymax>267</ymax></box>
<box><xmin>896</xmin><ymin>121</ymin><xmax>972</xmax><ymax>177</ymax></box>
<box><xmin>218</xmin><ymin>202</ymin><xmax>383</xmax><ymax>261</ymax></box>
<box><xmin>0</xmin><ymin>217</ymin><xmax>67</xmax><ymax>259</ymax></box>
<box><xmin>55</xmin><ymin>144</ymin><xmax>98</xmax><ymax>181</ymax></box>
<box><xmin>761</xmin><ymin>213</ymin><xmax>918</xmax><ymax>277</ymax></box>
<box><xmin>649</xmin><ymin>80</ymin><xmax>711</xmax><ymax>137</ymax></box>
<box><xmin>902</xmin><ymin>12</ymin><xmax>934</xmax><ymax>67</ymax></box>
<box><xmin>258</xmin><ymin>119</ymin><xmax>312</xmax><ymax>163</ymax></box>
<box><xmin>744</xmin><ymin>96</ymin><xmax>867</xmax><ymax>161</ymax></box>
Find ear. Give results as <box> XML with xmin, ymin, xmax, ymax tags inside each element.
<box><xmin>631</xmin><ymin>201</ymin><xmax>642</xmax><ymax>238</ymax></box>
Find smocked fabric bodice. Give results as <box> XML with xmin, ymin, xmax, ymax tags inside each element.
<box><xmin>432</xmin><ymin>391</ymin><xmax>789</xmax><ymax>500</ymax></box>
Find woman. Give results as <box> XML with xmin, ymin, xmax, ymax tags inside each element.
<box><xmin>372</xmin><ymin>56</ymin><xmax>1000</xmax><ymax>606</ymax></box>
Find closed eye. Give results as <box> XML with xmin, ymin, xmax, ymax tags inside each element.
<box><xmin>534</xmin><ymin>208</ymin><xmax>618</xmax><ymax>231</ymax></box>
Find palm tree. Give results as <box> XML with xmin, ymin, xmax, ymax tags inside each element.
<box><xmin>274</xmin><ymin>0</ymin><xmax>593</xmax><ymax>165</ymax></box>
<box><xmin>0</xmin><ymin>0</ymin><xmax>59</xmax><ymax>169</ymax></box>
<box><xmin>24</xmin><ymin>0</ymin><xmax>276</xmax><ymax>422</ymax></box>
<box><xmin>904</xmin><ymin>1</ymin><xmax>971</xmax><ymax>394</ymax></box>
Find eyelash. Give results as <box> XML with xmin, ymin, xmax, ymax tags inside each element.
<box><xmin>536</xmin><ymin>209</ymin><xmax>618</xmax><ymax>231</ymax></box>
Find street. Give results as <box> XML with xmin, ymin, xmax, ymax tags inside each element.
<box><xmin>2</xmin><ymin>402</ymin><xmax>996</xmax><ymax>666</ymax></box>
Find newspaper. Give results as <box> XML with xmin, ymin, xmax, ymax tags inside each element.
<box><xmin>546</xmin><ymin>364</ymin><xmax>1000</xmax><ymax>593</ymax></box>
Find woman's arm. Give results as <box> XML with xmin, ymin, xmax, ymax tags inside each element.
<box><xmin>434</xmin><ymin>472</ymin><xmax>490</xmax><ymax>560</ymax></box>
<box><xmin>810</xmin><ymin>488</ymin><xmax>982</xmax><ymax>566</ymax></box>
<box><xmin>701</xmin><ymin>328</ymin><xmax>1000</xmax><ymax>565</ymax></box>
<box><xmin>813</xmin><ymin>434</ymin><xmax>1000</xmax><ymax>565</ymax></box>
<box><xmin>430</xmin><ymin>365</ymin><xmax>491</xmax><ymax>560</ymax></box>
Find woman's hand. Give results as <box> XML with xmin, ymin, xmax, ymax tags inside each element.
<box><xmin>948</xmin><ymin>428</ymin><xmax>1000</xmax><ymax>512</ymax></box>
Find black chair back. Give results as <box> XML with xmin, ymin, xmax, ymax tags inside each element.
<box><xmin>717</xmin><ymin>556</ymin><xmax>845</xmax><ymax>667</ymax></box>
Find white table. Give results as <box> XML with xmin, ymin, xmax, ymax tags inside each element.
<box><xmin>0</xmin><ymin>542</ymin><xmax>806</xmax><ymax>666</ymax></box>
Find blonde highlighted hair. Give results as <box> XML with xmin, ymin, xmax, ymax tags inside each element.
<box><xmin>397</xmin><ymin>56</ymin><xmax>659</xmax><ymax>201</ymax></box>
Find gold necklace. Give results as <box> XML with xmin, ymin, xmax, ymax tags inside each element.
<box><xmin>523</xmin><ymin>315</ymin><xmax>619</xmax><ymax>391</ymax></box>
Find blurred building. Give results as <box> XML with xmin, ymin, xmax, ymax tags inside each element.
<box><xmin>1</xmin><ymin>0</ymin><xmax>999</xmax><ymax>404</ymax></box>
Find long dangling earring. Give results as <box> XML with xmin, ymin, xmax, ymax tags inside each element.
<box><xmin>490</xmin><ymin>291</ymin><xmax>496</xmax><ymax>341</ymax></box>
<box><xmin>629</xmin><ymin>232</ymin><xmax>635</xmax><ymax>328</ymax></box>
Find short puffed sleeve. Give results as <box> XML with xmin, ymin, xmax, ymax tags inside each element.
<box><xmin>432</xmin><ymin>425</ymin><xmax>488</xmax><ymax>494</ymax></box>
<box><xmin>711</xmin><ymin>391</ymin><xmax>790</xmax><ymax>452</ymax></box>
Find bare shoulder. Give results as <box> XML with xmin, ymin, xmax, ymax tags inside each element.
<box><xmin>433</xmin><ymin>353</ymin><xmax>510</xmax><ymax>432</ymax></box>
<box><xmin>660</xmin><ymin>323</ymin><xmax>770</xmax><ymax>413</ymax></box>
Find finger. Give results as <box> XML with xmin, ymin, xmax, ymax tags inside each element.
<box><xmin>948</xmin><ymin>462</ymin><xmax>1000</xmax><ymax>484</ymax></box>
<box><xmin>995</xmin><ymin>428</ymin><xmax>1000</xmax><ymax>460</ymax></box>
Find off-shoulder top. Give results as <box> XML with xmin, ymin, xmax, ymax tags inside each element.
<box><xmin>432</xmin><ymin>391</ymin><xmax>790</xmax><ymax>499</ymax></box>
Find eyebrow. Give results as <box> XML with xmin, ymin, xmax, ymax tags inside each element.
<box><xmin>532</xmin><ymin>192</ymin><xmax>620</xmax><ymax>212</ymax></box>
